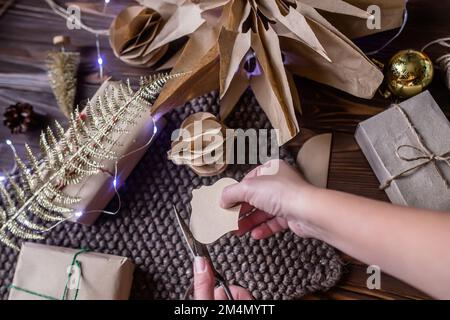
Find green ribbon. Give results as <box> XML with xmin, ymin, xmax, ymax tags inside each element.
<box><xmin>9</xmin><ymin>248</ymin><xmax>90</xmax><ymax>300</ymax></box>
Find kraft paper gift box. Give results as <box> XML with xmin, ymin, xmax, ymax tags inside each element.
<box><xmin>56</xmin><ymin>80</ymin><xmax>164</xmax><ymax>226</ymax></box>
<box><xmin>355</xmin><ymin>91</ymin><xmax>450</xmax><ymax>211</ymax></box>
<box><xmin>8</xmin><ymin>243</ymin><xmax>134</xmax><ymax>300</ymax></box>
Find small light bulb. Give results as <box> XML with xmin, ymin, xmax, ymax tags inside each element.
<box><xmin>105</xmin><ymin>0</ymin><xmax>110</xmax><ymax>3</ymax></box>
<box><xmin>5</xmin><ymin>139</ymin><xmax>12</xmax><ymax>145</ymax></box>
<box><xmin>153</xmin><ymin>125</ymin><xmax>158</xmax><ymax>134</ymax></box>
<box><xmin>113</xmin><ymin>178</ymin><xmax>118</xmax><ymax>188</ymax></box>
<box><xmin>97</xmin><ymin>57</ymin><xmax>103</xmax><ymax>65</ymax></box>
<box><xmin>74</xmin><ymin>211</ymin><xmax>83</xmax><ymax>218</ymax></box>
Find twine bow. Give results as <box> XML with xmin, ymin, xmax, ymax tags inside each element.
<box><xmin>380</xmin><ymin>105</ymin><xmax>450</xmax><ymax>190</ymax></box>
<box><xmin>9</xmin><ymin>248</ymin><xmax>89</xmax><ymax>300</ymax></box>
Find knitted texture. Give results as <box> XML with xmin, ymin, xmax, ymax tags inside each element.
<box><xmin>0</xmin><ymin>90</ymin><xmax>342</xmax><ymax>300</ymax></box>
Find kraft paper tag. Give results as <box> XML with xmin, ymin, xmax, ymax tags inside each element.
<box><xmin>190</xmin><ymin>178</ymin><xmax>241</xmax><ymax>244</ymax></box>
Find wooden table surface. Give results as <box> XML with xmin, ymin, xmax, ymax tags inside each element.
<box><xmin>1</xmin><ymin>0</ymin><xmax>449</xmax><ymax>300</ymax></box>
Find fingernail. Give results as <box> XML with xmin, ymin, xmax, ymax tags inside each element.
<box><xmin>252</xmin><ymin>229</ymin><xmax>262</xmax><ymax>239</ymax></box>
<box><xmin>194</xmin><ymin>256</ymin><xmax>206</xmax><ymax>273</ymax></box>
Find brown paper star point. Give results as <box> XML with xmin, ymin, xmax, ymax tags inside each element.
<box><xmin>133</xmin><ymin>0</ymin><xmax>405</xmax><ymax>145</ymax></box>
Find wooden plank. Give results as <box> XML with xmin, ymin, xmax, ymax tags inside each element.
<box><xmin>0</xmin><ymin>0</ymin><xmax>448</xmax><ymax>300</ymax></box>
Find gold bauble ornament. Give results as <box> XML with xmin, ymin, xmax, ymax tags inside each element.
<box><xmin>384</xmin><ymin>50</ymin><xmax>434</xmax><ymax>98</ymax></box>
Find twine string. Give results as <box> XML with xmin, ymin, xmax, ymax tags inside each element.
<box><xmin>8</xmin><ymin>248</ymin><xmax>89</xmax><ymax>300</ymax></box>
<box><xmin>436</xmin><ymin>54</ymin><xmax>450</xmax><ymax>70</ymax></box>
<box><xmin>437</xmin><ymin>53</ymin><xmax>450</xmax><ymax>89</ymax></box>
<box><xmin>422</xmin><ymin>37</ymin><xmax>450</xmax><ymax>89</ymax></box>
<box><xmin>380</xmin><ymin>105</ymin><xmax>450</xmax><ymax>190</ymax></box>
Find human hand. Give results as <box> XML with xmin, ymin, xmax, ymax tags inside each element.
<box><xmin>220</xmin><ymin>160</ymin><xmax>322</xmax><ymax>240</ymax></box>
<box><xmin>193</xmin><ymin>256</ymin><xmax>253</xmax><ymax>300</ymax></box>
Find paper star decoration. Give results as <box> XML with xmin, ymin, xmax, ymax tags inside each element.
<box><xmin>137</xmin><ymin>0</ymin><xmax>405</xmax><ymax>145</ymax></box>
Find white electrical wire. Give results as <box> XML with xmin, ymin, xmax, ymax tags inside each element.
<box><xmin>365</xmin><ymin>0</ymin><xmax>409</xmax><ymax>56</ymax></box>
<box><xmin>44</xmin><ymin>116</ymin><xmax>159</xmax><ymax>232</ymax></box>
<box><xmin>0</xmin><ymin>140</ymin><xmax>18</xmax><ymax>182</ymax></box>
<box><xmin>45</xmin><ymin>0</ymin><xmax>109</xmax><ymax>36</ymax></box>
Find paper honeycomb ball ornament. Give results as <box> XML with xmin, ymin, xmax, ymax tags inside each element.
<box><xmin>168</xmin><ymin>112</ymin><xmax>232</xmax><ymax>177</ymax></box>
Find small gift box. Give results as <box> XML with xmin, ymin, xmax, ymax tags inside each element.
<box><xmin>8</xmin><ymin>243</ymin><xmax>134</xmax><ymax>300</ymax></box>
<box><xmin>62</xmin><ymin>80</ymin><xmax>164</xmax><ymax>226</ymax></box>
<box><xmin>355</xmin><ymin>91</ymin><xmax>450</xmax><ymax>211</ymax></box>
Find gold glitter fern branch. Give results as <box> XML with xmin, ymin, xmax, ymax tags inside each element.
<box><xmin>0</xmin><ymin>73</ymin><xmax>182</xmax><ymax>251</ymax></box>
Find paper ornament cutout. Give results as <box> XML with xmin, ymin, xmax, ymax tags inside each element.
<box><xmin>168</xmin><ymin>112</ymin><xmax>232</xmax><ymax>177</ymax></box>
<box><xmin>190</xmin><ymin>178</ymin><xmax>241</xmax><ymax>244</ymax></box>
<box><xmin>132</xmin><ymin>0</ymin><xmax>405</xmax><ymax>145</ymax></box>
<box><xmin>296</xmin><ymin>133</ymin><xmax>333</xmax><ymax>188</ymax></box>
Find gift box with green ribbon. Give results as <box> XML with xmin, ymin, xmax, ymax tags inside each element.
<box><xmin>8</xmin><ymin>243</ymin><xmax>134</xmax><ymax>300</ymax></box>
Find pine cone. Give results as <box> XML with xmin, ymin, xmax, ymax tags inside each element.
<box><xmin>3</xmin><ymin>102</ymin><xmax>36</xmax><ymax>134</ymax></box>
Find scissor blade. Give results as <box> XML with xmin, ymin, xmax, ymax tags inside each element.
<box><xmin>173</xmin><ymin>205</ymin><xmax>196</xmax><ymax>257</ymax></box>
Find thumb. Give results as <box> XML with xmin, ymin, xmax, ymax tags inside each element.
<box><xmin>193</xmin><ymin>257</ymin><xmax>215</xmax><ymax>300</ymax></box>
<box><xmin>221</xmin><ymin>180</ymin><xmax>254</xmax><ymax>209</ymax></box>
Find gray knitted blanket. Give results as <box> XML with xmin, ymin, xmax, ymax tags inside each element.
<box><xmin>0</xmin><ymin>91</ymin><xmax>342</xmax><ymax>300</ymax></box>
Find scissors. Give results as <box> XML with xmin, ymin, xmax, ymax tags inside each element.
<box><xmin>173</xmin><ymin>205</ymin><xmax>234</xmax><ymax>300</ymax></box>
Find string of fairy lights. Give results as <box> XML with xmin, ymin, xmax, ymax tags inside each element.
<box><xmin>1</xmin><ymin>0</ymin><xmax>161</xmax><ymax>231</ymax></box>
<box><xmin>2</xmin><ymin>0</ymin><xmax>112</xmax><ymax>179</ymax></box>
<box><xmin>48</xmin><ymin>120</ymin><xmax>159</xmax><ymax>231</ymax></box>
<box><xmin>2</xmin><ymin>103</ymin><xmax>159</xmax><ymax>233</ymax></box>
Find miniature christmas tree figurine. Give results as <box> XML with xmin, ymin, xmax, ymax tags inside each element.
<box><xmin>47</xmin><ymin>35</ymin><xmax>80</xmax><ymax>119</ymax></box>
